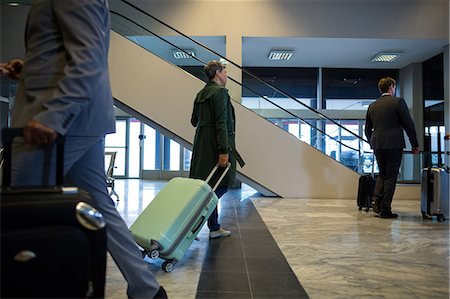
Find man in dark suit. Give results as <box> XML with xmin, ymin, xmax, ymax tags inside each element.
<box><xmin>2</xmin><ymin>1</ymin><xmax>166</xmax><ymax>297</ymax></box>
<box><xmin>365</xmin><ymin>77</ymin><xmax>419</xmax><ymax>218</ymax></box>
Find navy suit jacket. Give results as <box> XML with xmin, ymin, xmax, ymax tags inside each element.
<box><xmin>11</xmin><ymin>0</ymin><xmax>115</xmax><ymax>137</ymax></box>
<box><xmin>365</xmin><ymin>95</ymin><xmax>419</xmax><ymax>150</ymax></box>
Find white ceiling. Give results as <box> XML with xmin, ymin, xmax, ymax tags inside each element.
<box><xmin>128</xmin><ymin>34</ymin><xmax>448</xmax><ymax>69</ymax></box>
<box><xmin>242</xmin><ymin>37</ymin><xmax>448</xmax><ymax>69</ymax></box>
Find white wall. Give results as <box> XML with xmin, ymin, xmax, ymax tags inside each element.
<box><xmin>109</xmin><ymin>31</ymin><xmax>419</xmax><ymax>199</ymax></box>
<box><xmin>130</xmin><ymin>0</ymin><xmax>448</xmax><ymax>40</ymax></box>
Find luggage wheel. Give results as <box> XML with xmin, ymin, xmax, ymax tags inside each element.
<box><xmin>148</xmin><ymin>244</ymin><xmax>160</xmax><ymax>259</ymax></box>
<box><xmin>149</xmin><ymin>249</ymin><xmax>160</xmax><ymax>259</ymax></box>
<box><xmin>162</xmin><ymin>260</ymin><xmax>175</xmax><ymax>272</ymax></box>
<box><xmin>437</xmin><ymin>215</ymin><xmax>445</xmax><ymax>223</ymax></box>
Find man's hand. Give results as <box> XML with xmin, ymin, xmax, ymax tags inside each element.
<box><xmin>23</xmin><ymin>120</ymin><xmax>58</xmax><ymax>145</ymax></box>
<box><xmin>218</xmin><ymin>153</ymin><xmax>229</xmax><ymax>167</ymax></box>
<box><xmin>0</xmin><ymin>59</ymin><xmax>23</xmax><ymax>80</ymax></box>
<box><xmin>412</xmin><ymin>147</ymin><xmax>420</xmax><ymax>155</ymax></box>
<box><xmin>445</xmin><ymin>134</ymin><xmax>450</xmax><ymax>141</ymax></box>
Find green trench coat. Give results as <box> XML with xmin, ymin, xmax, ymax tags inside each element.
<box><xmin>189</xmin><ymin>81</ymin><xmax>237</xmax><ymax>187</ymax></box>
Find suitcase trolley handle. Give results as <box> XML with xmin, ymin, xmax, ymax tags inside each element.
<box><xmin>204</xmin><ymin>162</ymin><xmax>231</xmax><ymax>192</ymax></box>
<box><xmin>1</xmin><ymin>127</ymin><xmax>65</xmax><ymax>189</ymax></box>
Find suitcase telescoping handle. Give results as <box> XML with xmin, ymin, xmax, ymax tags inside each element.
<box><xmin>1</xmin><ymin>127</ymin><xmax>65</xmax><ymax>188</ymax></box>
<box><xmin>204</xmin><ymin>162</ymin><xmax>231</xmax><ymax>192</ymax></box>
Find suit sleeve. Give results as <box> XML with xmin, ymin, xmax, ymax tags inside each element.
<box><xmin>191</xmin><ymin>101</ymin><xmax>198</xmax><ymax>127</ymax></box>
<box><xmin>213</xmin><ymin>89</ymin><xmax>229</xmax><ymax>154</ymax></box>
<box><xmin>398</xmin><ymin>98</ymin><xmax>419</xmax><ymax>148</ymax></box>
<box><xmin>364</xmin><ymin>108</ymin><xmax>373</xmax><ymax>142</ymax></box>
<box><xmin>32</xmin><ymin>0</ymin><xmax>109</xmax><ymax>135</ymax></box>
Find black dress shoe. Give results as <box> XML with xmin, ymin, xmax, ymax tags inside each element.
<box><xmin>153</xmin><ymin>286</ymin><xmax>168</xmax><ymax>299</ymax></box>
<box><xmin>378</xmin><ymin>212</ymin><xmax>398</xmax><ymax>219</ymax></box>
<box><xmin>372</xmin><ymin>200</ymin><xmax>380</xmax><ymax>214</ymax></box>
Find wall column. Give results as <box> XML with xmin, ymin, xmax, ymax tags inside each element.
<box><xmin>399</xmin><ymin>63</ymin><xmax>423</xmax><ymax>181</ymax></box>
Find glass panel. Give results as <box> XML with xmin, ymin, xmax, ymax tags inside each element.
<box><xmin>322</xmin><ymin>68</ymin><xmax>398</xmax><ymax>108</ymax></box>
<box><xmin>143</xmin><ymin>125</ymin><xmax>156</xmax><ymax>170</ymax></box>
<box><xmin>428</xmin><ymin>126</ymin><xmax>447</xmax><ymax>165</ymax></box>
<box><xmin>325</xmin><ymin>99</ymin><xmax>375</xmax><ymax>110</ymax></box>
<box><xmin>184</xmin><ymin>148</ymin><xmax>192</xmax><ymax>171</ymax></box>
<box><xmin>300</xmin><ymin>123</ymin><xmax>311</xmax><ymax>145</ymax></box>
<box><xmin>361</xmin><ymin>124</ymin><xmax>379</xmax><ymax>173</ymax></box>
<box><xmin>340</xmin><ymin>121</ymin><xmax>359</xmax><ymax>171</ymax></box>
<box><xmin>105</xmin><ymin>119</ymin><xmax>127</xmax><ymax>176</ymax></box>
<box><xmin>169</xmin><ymin>139</ymin><xmax>180</xmax><ymax>171</ymax></box>
<box><xmin>128</xmin><ymin>119</ymin><xmax>141</xmax><ymax>178</ymax></box>
<box><xmin>423</xmin><ymin>53</ymin><xmax>444</xmax><ymax>104</ymax></box>
<box><xmin>113</xmin><ymin>148</ymin><xmax>126</xmax><ymax>176</ymax></box>
<box><xmin>288</xmin><ymin>122</ymin><xmax>300</xmax><ymax>139</ymax></box>
<box><xmin>325</xmin><ymin>122</ymin><xmax>340</xmax><ymax>160</ymax></box>
<box><xmin>241</xmin><ymin>67</ymin><xmax>318</xmax><ymax>104</ymax></box>
<box><xmin>439</xmin><ymin>126</ymin><xmax>445</xmax><ymax>163</ymax></box>
<box><xmin>105</xmin><ymin>119</ymin><xmax>126</xmax><ymax>147</ymax></box>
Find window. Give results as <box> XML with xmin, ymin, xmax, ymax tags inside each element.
<box><xmin>322</xmin><ymin>68</ymin><xmax>398</xmax><ymax>110</ymax></box>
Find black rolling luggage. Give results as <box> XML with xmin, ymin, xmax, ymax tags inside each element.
<box><xmin>357</xmin><ymin>152</ymin><xmax>377</xmax><ymax>212</ymax></box>
<box><xmin>357</xmin><ymin>174</ymin><xmax>376</xmax><ymax>212</ymax></box>
<box><xmin>1</xmin><ymin>128</ymin><xmax>107</xmax><ymax>298</ymax></box>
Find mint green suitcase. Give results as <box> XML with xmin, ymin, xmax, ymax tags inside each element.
<box><xmin>130</xmin><ymin>164</ymin><xmax>229</xmax><ymax>272</ymax></box>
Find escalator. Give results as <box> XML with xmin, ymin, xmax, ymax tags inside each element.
<box><xmin>108</xmin><ymin>0</ymin><xmax>418</xmax><ymax>199</ymax></box>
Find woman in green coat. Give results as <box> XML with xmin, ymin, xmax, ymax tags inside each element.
<box><xmin>189</xmin><ymin>60</ymin><xmax>238</xmax><ymax>239</ymax></box>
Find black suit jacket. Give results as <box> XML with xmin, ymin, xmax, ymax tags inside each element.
<box><xmin>365</xmin><ymin>95</ymin><xmax>419</xmax><ymax>150</ymax></box>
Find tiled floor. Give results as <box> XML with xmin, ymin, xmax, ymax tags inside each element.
<box><xmin>106</xmin><ymin>179</ymin><xmax>449</xmax><ymax>299</ymax></box>
<box><xmin>196</xmin><ymin>189</ymin><xmax>307</xmax><ymax>299</ymax></box>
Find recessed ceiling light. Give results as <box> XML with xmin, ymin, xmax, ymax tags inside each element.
<box><xmin>172</xmin><ymin>49</ymin><xmax>195</xmax><ymax>59</ymax></box>
<box><xmin>371</xmin><ymin>52</ymin><xmax>401</xmax><ymax>62</ymax></box>
<box><xmin>268</xmin><ymin>50</ymin><xmax>293</xmax><ymax>60</ymax></box>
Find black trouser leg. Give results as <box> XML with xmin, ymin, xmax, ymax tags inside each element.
<box><xmin>374</xmin><ymin>148</ymin><xmax>403</xmax><ymax>213</ymax></box>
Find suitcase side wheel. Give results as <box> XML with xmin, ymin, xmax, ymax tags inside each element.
<box><xmin>162</xmin><ymin>261</ymin><xmax>175</xmax><ymax>272</ymax></box>
<box><xmin>148</xmin><ymin>244</ymin><xmax>160</xmax><ymax>259</ymax></box>
<box><xmin>149</xmin><ymin>249</ymin><xmax>160</xmax><ymax>259</ymax></box>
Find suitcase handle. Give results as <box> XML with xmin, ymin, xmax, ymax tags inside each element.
<box><xmin>204</xmin><ymin>162</ymin><xmax>231</xmax><ymax>192</ymax></box>
<box><xmin>191</xmin><ymin>216</ymin><xmax>205</xmax><ymax>235</ymax></box>
<box><xmin>1</xmin><ymin>127</ymin><xmax>65</xmax><ymax>189</ymax></box>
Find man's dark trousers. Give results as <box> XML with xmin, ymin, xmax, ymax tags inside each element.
<box><xmin>373</xmin><ymin>148</ymin><xmax>403</xmax><ymax>213</ymax></box>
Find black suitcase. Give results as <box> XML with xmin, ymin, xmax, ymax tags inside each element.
<box><xmin>357</xmin><ymin>174</ymin><xmax>376</xmax><ymax>212</ymax></box>
<box><xmin>1</xmin><ymin>128</ymin><xmax>107</xmax><ymax>298</ymax></box>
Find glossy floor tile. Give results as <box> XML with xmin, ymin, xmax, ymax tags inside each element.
<box><xmin>105</xmin><ymin>179</ymin><xmax>449</xmax><ymax>299</ymax></box>
<box><xmin>196</xmin><ymin>190</ymin><xmax>307</xmax><ymax>299</ymax></box>
<box><xmin>252</xmin><ymin>197</ymin><xmax>450</xmax><ymax>299</ymax></box>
